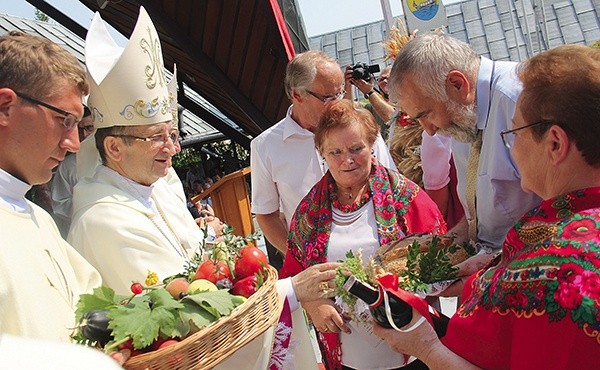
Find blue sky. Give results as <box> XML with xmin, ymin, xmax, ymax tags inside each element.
<box><xmin>1</xmin><ymin>0</ymin><xmax>460</xmax><ymax>38</ymax></box>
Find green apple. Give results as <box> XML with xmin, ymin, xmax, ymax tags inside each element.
<box><xmin>188</xmin><ymin>279</ymin><xmax>218</xmax><ymax>294</ymax></box>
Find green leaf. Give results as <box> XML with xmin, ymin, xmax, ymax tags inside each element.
<box><xmin>108</xmin><ymin>292</ymin><xmax>182</xmax><ymax>350</ymax></box>
<box><xmin>75</xmin><ymin>286</ymin><xmax>125</xmax><ymax>323</ymax></box>
<box><xmin>177</xmin><ymin>300</ymin><xmax>217</xmax><ymax>333</ymax></box>
<box><xmin>148</xmin><ymin>289</ymin><xmax>185</xmax><ymax>310</ymax></box>
<box><xmin>182</xmin><ymin>290</ymin><xmax>238</xmax><ymax>319</ymax></box>
<box><xmin>108</xmin><ymin>298</ymin><xmax>157</xmax><ymax>349</ymax></box>
<box><xmin>334</xmin><ymin>250</ymin><xmax>370</xmax><ymax>307</ymax></box>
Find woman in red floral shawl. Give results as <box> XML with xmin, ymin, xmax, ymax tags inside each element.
<box><xmin>280</xmin><ymin>100</ymin><xmax>446</xmax><ymax>370</ymax></box>
<box><xmin>373</xmin><ymin>45</ymin><xmax>600</xmax><ymax>370</ymax></box>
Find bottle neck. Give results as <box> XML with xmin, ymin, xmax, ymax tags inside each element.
<box><xmin>343</xmin><ymin>275</ymin><xmax>383</xmax><ymax>307</ymax></box>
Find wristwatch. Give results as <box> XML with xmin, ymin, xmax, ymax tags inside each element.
<box><xmin>364</xmin><ymin>90</ymin><xmax>376</xmax><ymax>98</ymax></box>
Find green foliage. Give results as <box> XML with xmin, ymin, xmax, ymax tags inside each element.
<box><xmin>172</xmin><ymin>147</ymin><xmax>202</xmax><ymax>170</ymax></box>
<box><xmin>108</xmin><ymin>290</ymin><xmax>183</xmax><ymax>349</ymax></box>
<box><xmin>75</xmin><ymin>286</ymin><xmax>125</xmax><ymax>323</ymax></box>
<box><xmin>591</xmin><ymin>39</ymin><xmax>600</xmax><ymax>49</ymax></box>
<box><xmin>401</xmin><ymin>236</ymin><xmax>472</xmax><ymax>293</ymax></box>
<box><xmin>172</xmin><ymin>140</ymin><xmax>249</xmax><ymax>172</ymax></box>
<box><xmin>75</xmin><ymin>284</ymin><xmax>245</xmax><ymax>351</ymax></box>
<box><xmin>34</xmin><ymin>9</ymin><xmax>49</xmax><ymax>22</ymax></box>
<box><xmin>335</xmin><ymin>250</ymin><xmax>371</xmax><ymax>308</ymax></box>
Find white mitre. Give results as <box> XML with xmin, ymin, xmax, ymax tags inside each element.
<box><xmin>77</xmin><ymin>6</ymin><xmax>171</xmax><ymax>179</ymax></box>
<box><xmin>167</xmin><ymin>63</ymin><xmax>178</xmax><ymax>128</ymax></box>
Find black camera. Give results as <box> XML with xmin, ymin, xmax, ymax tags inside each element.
<box><xmin>351</xmin><ymin>62</ymin><xmax>381</xmax><ymax>81</ymax></box>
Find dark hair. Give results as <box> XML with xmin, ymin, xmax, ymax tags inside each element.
<box><xmin>517</xmin><ymin>44</ymin><xmax>600</xmax><ymax>167</ymax></box>
<box><xmin>314</xmin><ymin>99</ymin><xmax>379</xmax><ymax>153</ymax></box>
<box><xmin>95</xmin><ymin>126</ymin><xmax>130</xmax><ymax>163</ymax></box>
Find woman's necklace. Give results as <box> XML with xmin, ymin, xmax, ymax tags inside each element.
<box><xmin>329</xmin><ymin>182</ymin><xmax>371</xmax><ymax>213</ymax></box>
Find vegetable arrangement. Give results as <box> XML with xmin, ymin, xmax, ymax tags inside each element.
<box><xmin>73</xmin><ymin>227</ymin><xmax>268</xmax><ymax>359</ymax></box>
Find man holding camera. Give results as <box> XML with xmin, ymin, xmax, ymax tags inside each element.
<box><xmin>345</xmin><ymin>64</ymin><xmax>396</xmax><ymax>141</ymax></box>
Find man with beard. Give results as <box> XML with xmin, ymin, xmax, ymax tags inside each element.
<box><xmin>388</xmin><ymin>32</ymin><xmax>542</xmax><ymax>282</ymax></box>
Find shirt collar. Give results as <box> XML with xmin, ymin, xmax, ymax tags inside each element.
<box><xmin>476</xmin><ymin>57</ymin><xmax>494</xmax><ymax>130</ymax></box>
<box><xmin>282</xmin><ymin>105</ymin><xmax>314</xmax><ymax>141</ymax></box>
<box><xmin>98</xmin><ymin>165</ymin><xmax>156</xmax><ymax>212</ymax></box>
<box><xmin>0</xmin><ymin>168</ymin><xmax>33</xmax><ymax>213</ymax></box>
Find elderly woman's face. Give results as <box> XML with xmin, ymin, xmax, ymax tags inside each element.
<box><xmin>511</xmin><ymin>96</ymin><xmax>549</xmax><ymax>198</ymax></box>
<box><xmin>321</xmin><ymin>122</ymin><xmax>373</xmax><ymax>190</ymax></box>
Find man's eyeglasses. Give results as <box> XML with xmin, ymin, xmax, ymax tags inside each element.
<box><xmin>110</xmin><ymin>130</ymin><xmax>179</xmax><ymax>147</ymax></box>
<box><xmin>305</xmin><ymin>88</ymin><xmax>346</xmax><ymax>104</ymax></box>
<box><xmin>500</xmin><ymin>120</ymin><xmax>553</xmax><ymax>149</ymax></box>
<box><xmin>16</xmin><ymin>92</ymin><xmax>80</xmax><ymax>131</ymax></box>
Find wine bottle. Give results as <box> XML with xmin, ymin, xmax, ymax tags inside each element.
<box><xmin>343</xmin><ymin>275</ymin><xmax>449</xmax><ymax>337</ymax></box>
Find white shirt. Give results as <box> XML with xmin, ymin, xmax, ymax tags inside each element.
<box><xmin>0</xmin><ymin>334</ymin><xmax>123</xmax><ymax>370</ymax></box>
<box><xmin>0</xmin><ymin>168</ymin><xmax>101</xmax><ymax>342</ymax></box>
<box><xmin>0</xmin><ymin>168</ymin><xmax>31</xmax><ymax>213</ymax></box>
<box><xmin>251</xmin><ymin>106</ymin><xmax>397</xmax><ymax>226</ymax></box>
<box><xmin>68</xmin><ymin>166</ymin><xmax>202</xmax><ymax>295</ymax></box>
<box><xmin>328</xmin><ymin>201</ymin><xmax>407</xmax><ymax>369</ymax></box>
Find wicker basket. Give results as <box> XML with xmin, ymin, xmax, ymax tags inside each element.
<box><xmin>123</xmin><ymin>265</ymin><xmax>282</xmax><ymax>370</ymax></box>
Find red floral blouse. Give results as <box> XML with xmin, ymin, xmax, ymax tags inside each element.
<box><xmin>443</xmin><ymin>187</ymin><xmax>600</xmax><ymax>369</ymax></box>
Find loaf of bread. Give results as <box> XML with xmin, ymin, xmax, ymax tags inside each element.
<box><xmin>374</xmin><ymin>233</ymin><xmax>471</xmax><ymax>277</ymax></box>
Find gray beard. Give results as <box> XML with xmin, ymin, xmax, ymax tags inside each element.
<box><xmin>438</xmin><ymin>100</ymin><xmax>478</xmax><ymax>143</ymax></box>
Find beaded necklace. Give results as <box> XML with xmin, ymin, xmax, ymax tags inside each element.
<box><xmin>329</xmin><ymin>182</ymin><xmax>371</xmax><ymax>213</ymax></box>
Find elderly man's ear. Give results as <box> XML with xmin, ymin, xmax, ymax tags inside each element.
<box><xmin>0</xmin><ymin>88</ymin><xmax>18</xmax><ymax>127</ymax></box>
<box><xmin>103</xmin><ymin>136</ymin><xmax>125</xmax><ymax>162</ymax></box>
<box><xmin>445</xmin><ymin>70</ymin><xmax>474</xmax><ymax>106</ymax></box>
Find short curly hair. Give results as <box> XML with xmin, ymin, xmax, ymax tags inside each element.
<box><xmin>314</xmin><ymin>99</ymin><xmax>379</xmax><ymax>154</ymax></box>
<box><xmin>517</xmin><ymin>44</ymin><xmax>600</xmax><ymax>167</ymax></box>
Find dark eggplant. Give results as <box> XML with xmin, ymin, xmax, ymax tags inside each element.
<box><xmin>80</xmin><ymin>309</ymin><xmax>113</xmax><ymax>346</ymax></box>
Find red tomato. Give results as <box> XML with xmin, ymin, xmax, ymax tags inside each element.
<box><xmin>158</xmin><ymin>339</ymin><xmax>179</xmax><ymax>349</ymax></box>
<box><xmin>195</xmin><ymin>260</ymin><xmax>232</xmax><ymax>283</ymax></box>
<box><xmin>234</xmin><ymin>246</ymin><xmax>268</xmax><ymax>279</ymax></box>
<box><xmin>230</xmin><ymin>275</ymin><xmax>259</xmax><ymax>298</ymax></box>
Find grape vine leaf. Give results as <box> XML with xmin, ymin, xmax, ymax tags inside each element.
<box><xmin>108</xmin><ymin>290</ymin><xmax>184</xmax><ymax>349</ymax></box>
<box><xmin>182</xmin><ymin>290</ymin><xmax>239</xmax><ymax>319</ymax></box>
<box><xmin>75</xmin><ymin>286</ymin><xmax>125</xmax><ymax>322</ymax></box>
<box><xmin>176</xmin><ymin>300</ymin><xmax>217</xmax><ymax>335</ymax></box>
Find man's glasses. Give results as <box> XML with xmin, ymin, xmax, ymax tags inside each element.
<box><xmin>110</xmin><ymin>130</ymin><xmax>179</xmax><ymax>148</ymax></box>
<box><xmin>305</xmin><ymin>88</ymin><xmax>346</xmax><ymax>104</ymax></box>
<box><xmin>500</xmin><ymin>120</ymin><xmax>553</xmax><ymax>149</ymax></box>
<box><xmin>16</xmin><ymin>92</ymin><xmax>80</xmax><ymax>131</ymax></box>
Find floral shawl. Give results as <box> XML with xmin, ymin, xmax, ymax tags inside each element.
<box><xmin>443</xmin><ymin>186</ymin><xmax>600</xmax><ymax>369</ymax></box>
<box><xmin>280</xmin><ymin>161</ymin><xmax>446</xmax><ymax>369</ymax></box>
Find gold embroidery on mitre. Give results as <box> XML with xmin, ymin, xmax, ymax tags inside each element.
<box><xmin>517</xmin><ymin>220</ymin><xmax>558</xmax><ymax>245</ymax></box>
<box><xmin>140</xmin><ymin>26</ymin><xmax>166</xmax><ymax>90</ymax></box>
<box><xmin>119</xmin><ymin>96</ymin><xmax>170</xmax><ymax>120</ymax></box>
